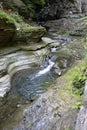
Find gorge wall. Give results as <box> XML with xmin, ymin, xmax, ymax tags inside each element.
<box><xmin>40</xmin><ymin>0</ymin><xmax>87</xmax><ymax>20</ymax></box>
<box><xmin>1</xmin><ymin>0</ymin><xmax>87</xmax><ymax>20</ymax></box>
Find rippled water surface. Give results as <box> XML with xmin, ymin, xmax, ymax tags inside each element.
<box><xmin>11</xmin><ymin>68</ymin><xmax>58</xmax><ymax>101</ymax></box>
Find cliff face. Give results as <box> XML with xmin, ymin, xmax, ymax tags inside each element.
<box><xmin>39</xmin><ymin>0</ymin><xmax>87</xmax><ymax>20</ymax></box>
<box><xmin>0</xmin><ymin>9</ymin><xmax>46</xmax><ymax>99</ymax></box>
<box><xmin>1</xmin><ymin>0</ymin><xmax>87</xmax><ymax>20</ymax></box>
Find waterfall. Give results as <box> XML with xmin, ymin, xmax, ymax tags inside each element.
<box><xmin>36</xmin><ymin>60</ymin><xmax>55</xmax><ymax>77</ymax></box>
<box><xmin>31</xmin><ymin>60</ymin><xmax>55</xmax><ymax>80</ymax></box>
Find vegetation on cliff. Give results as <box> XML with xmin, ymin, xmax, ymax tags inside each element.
<box><xmin>0</xmin><ymin>9</ymin><xmax>46</xmax><ymax>46</ymax></box>
<box><xmin>0</xmin><ymin>9</ymin><xmax>23</xmax><ymax>24</ymax></box>
<box><xmin>2</xmin><ymin>0</ymin><xmax>45</xmax><ymax>18</ymax></box>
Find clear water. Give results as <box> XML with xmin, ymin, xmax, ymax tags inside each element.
<box><xmin>11</xmin><ymin>68</ymin><xmax>58</xmax><ymax>101</ymax></box>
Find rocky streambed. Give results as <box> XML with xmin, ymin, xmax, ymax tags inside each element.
<box><xmin>0</xmin><ymin>17</ymin><xmax>87</xmax><ymax>130</ymax></box>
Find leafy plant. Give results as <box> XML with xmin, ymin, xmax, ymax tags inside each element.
<box><xmin>68</xmin><ymin>62</ymin><xmax>87</xmax><ymax>95</ymax></box>
<box><xmin>72</xmin><ymin>101</ymin><xmax>82</xmax><ymax>109</ymax></box>
<box><xmin>10</xmin><ymin>13</ymin><xmax>23</xmax><ymax>23</ymax></box>
<box><xmin>78</xmin><ymin>16</ymin><xmax>87</xmax><ymax>22</ymax></box>
<box><xmin>22</xmin><ymin>0</ymin><xmax>45</xmax><ymax>18</ymax></box>
<box><xmin>0</xmin><ymin>9</ymin><xmax>23</xmax><ymax>24</ymax></box>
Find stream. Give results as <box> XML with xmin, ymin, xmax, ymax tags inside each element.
<box><xmin>10</xmin><ymin>34</ymin><xmax>73</xmax><ymax>103</ymax></box>
<box><xmin>11</xmin><ymin>64</ymin><xmax>57</xmax><ymax>102</ymax></box>
<box><xmin>0</xmin><ymin>18</ymin><xmax>86</xmax><ymax>129</ymax></box>
<box><xmin>0</xmin><ymin>33</ymin><xmax>73</xmax><ymax>129</ymax></box>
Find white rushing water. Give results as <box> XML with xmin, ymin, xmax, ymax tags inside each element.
<box><xmin>36</xmin><ymin>60</ymin><xmax>54</xmax><ymax>76</ymax></box>
<box><xmin>50</xmin><ymin>47</ymin><xmax>57</xmax><ymax>52</ymax></box>
<box><xmin>31</xmin><ymin>60</ymin><xmax>55</xmax><ymax>80</ymax></box>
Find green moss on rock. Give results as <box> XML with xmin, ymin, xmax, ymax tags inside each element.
<box><xmin>0</xmin><ymin>9</ymin><xmax>23</xmax><ymax>24</ymax></box>
<box><xmin>0</xmin><ymin>9</ymin><xmax>46</xmax><ymax>47</ymax></box>
<box><xmin>14</xmin><ymin>26</ymin><xmax>46</xmax><ymax>44</ymax></box>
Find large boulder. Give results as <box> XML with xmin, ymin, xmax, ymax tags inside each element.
<box><xmin>13</xmin><ymin>26</ymin><xmax>46</xmax><ymax>45</ymax></box>
<box><xmin>0</xmin><ymin>10</ymin><xmax>46</xmax><ymax>47</ymax></box>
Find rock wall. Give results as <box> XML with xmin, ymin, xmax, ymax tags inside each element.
<box><xmin>1</xmin><ymin>0</ymin><xmax>87</xmax><ymax>20</ymax></box>
<box><xmin>1</xmin><ymin>0</ymin><xmax>87</xmax><ymax>21</ymax></box>
<box><xmin>38</xmin><ymin>0</ymin><xmax>87</xmax><ymax>21</ymax></box>
<box><xmin>0</xmin><ymin>9</ymin><xmax>46</xmax><ymax>47</ymax></box>
<box><xmin>0</xmin><ymin>10</ymin><xmax>46</xmax><ymax>97</ymax></box>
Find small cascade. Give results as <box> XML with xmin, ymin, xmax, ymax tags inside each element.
<box><xmin>11</xmin><ymin>60</ymin><xmax>57</xmax><ymax>101</ymax></box>
<box><xmin>33</xmin><ymin>60</ymin><xmax>55</xmax><ymax>79</ymax></box>
<box><xmin>50</xmin><ymin>47</ymin><xmax>57</xmax><ymax>52</ymax></box>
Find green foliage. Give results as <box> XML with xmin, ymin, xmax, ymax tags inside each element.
<box><xmin>26</xmin><ymin>3</ymin><xmax>35</xmax><ymax>17</ymax></box>
<box><xmin>72</xmin><ymin>101</ymin><xmax>82</xmax><ymax>109</ymax></box>
<box><xmin>78</xmin><ymin>16</ymin><xmax>87</xmax><ymax>22</ymax></box>
<box><xmin>68</xmin><ymin>62</ymin><xmax>87</xmax><ymax>95</ymax></box>
<box><xmin>66</xmin><ymin>62</ymin><xmax>87</xmax><ymax>109</ymax></box>
<box><xmin>31</xmin><ymin>0</ymin><xmax>45</xmax><ymax>5</ymax></box>
<box><xmin>69</xmin><ymin>63</ymin><xmax>87</xmax><ymax>85</ymax></box>
<box><xmin>0</xmin><ymin>9</ymin><xmax>15</xmax><ymax>23</ymax></box>
<box><xmin>0</xmin><ymin>9</ymin><xmax>23</xmax><ymax>24</ymax></box>
<box><xmin>22</xmin><ymin>0</ymin><xmax>45</xmax><ymax>18</ymax></box>
<box><xmin>10</xmin><ymin>13</ymin><xmax>23</xmax><ymax>23</ymax></box>
<box><xmin>77</xmin><ymin>18</ymin><xmax>87</xmax><ymax>42</ymax></box>
<box><xmin>25</xmin><ymin>0</ymin><xmax>45</xmax><ymax>5</ymax></box>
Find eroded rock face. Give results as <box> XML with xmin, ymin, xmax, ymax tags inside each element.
<box><xmin>0</xmin><ymin>47</ymin><xmax>48</xmax><ymax>98</ymax></box>
<box><xmin>0</xmin><ymin>9</ymin><xmax>46</xmax><ymax>47</ymax></box>
<box><xmin>38</xmin><ymin>0</ymin><xmax>87</xmax><ymax>21</ymax></box>
<box><xmin>0</xmin><ymin>11</ymin><xmax>46</xmax><ymax>96</ymax></box>
<box><xmin>14</xmin><ymin>26</ymin><xmax>46</xmax><ymax>45</ymax></box>
<box><xmin>0</xmin><ymin>20</ymin><xmax>46</xmax><ymax>47</ymax></box>
<box><xmin>0</xmin><ymin>19</ymin><xmax>16</xmax><ymax>46</ymax></box>
<box><xmin>1</xmin><ymin>0</ymin><xmax>87</xmax><ymax>21</ymax></box>
<box><xmin>75</xmin><ymin>81</ymin><xmax>87</xmax><ymax>130</ymax></box>
<box><xmin>14</xmin><ymin>75</ymin><xmax>78</xmax><ymax>130</ymax></box>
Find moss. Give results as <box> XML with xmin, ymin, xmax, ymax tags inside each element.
<box><xmin>10</xmin><ymin>13</ymin><xmax>23</xmax><ymax>23</ymax></box>
<box><xmin>68</xmin><ymin>61</ymin><xmax>87</xmax><ymax>93</ymax></box>
<box><xmin>16</xmin><ymin>25</ymin><xmax>46</xmax><ymax>39</ymax></box>
<box><xmin>64</xmin><ymin>60</ymin><xmax>87</xmax><ymax>109</ymax></box>
<box><xmin>58</xmin><ymin>57</ymin><xmax>87</xmax><ymax>111</ymax></box>
<box><xmin>78</xmin><ymin>16</ymin><xmax>87</xmax><ymax>23</ymax></box>
<box><xmin>20</xmin><ymin>26</ymin><xmax>45</xmax><ymax>33</ymax></box>
<box><xmin>65</xmin><ymin>129</ymin><xmax>70</xmax><ymax>130</ymax></box>
<box><xmin>0</xmin><ymin>9</ymin><xmax>23</xmax><ymax>24</ymax></box>
<box><xmin>72</xmin><ymin>101</ymin><xmax>82</xmax><ymax>109</ymax></box>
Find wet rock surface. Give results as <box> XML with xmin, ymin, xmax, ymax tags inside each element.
<box><xmin>75</xmin><ymin>81</ymin><xmax>87</xmax><ymax>130</ymax></box>
<box><xmin>0</xmin><ymin>46</ymin><xmax>48</xmax><ymax>97</ymax></box>
<box><xmin>0</xmin><ymin>10</ymin><xmax>46</xmax><ymax>47</ymax></box>
<box><xmin>13</xmin><ymin>19</ymin><xmax>87</xmax><ymax>130</ymax></box>
<box><xmin>37</xmin><ymin>0</ymin><xmax>87</xmax><ymax>21</ymax></box>
<box><xmin>14</xmin><ymin>75</ymin><xmax>79</xmax><ymax>130</ymax></box>
<box><xmin>0</xmin><ymin>17</ymin><xmax>87</xmax><ymax>130</ymax></box>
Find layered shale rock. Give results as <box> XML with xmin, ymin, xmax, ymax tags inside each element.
<box><xmin>0</xmin><ymin>10</ymin><xmax>46</xmax><ymax>97</ymax></box>
<box><xmin>14</xmin><ymin>74</ymin><xmax>79</xmax><ymax>130</ymax></box>
<box><xmin>0</xmin><ymin>10</ymin><xmax>46</xmax><ymax>47</ymax></box>
<box><xmin>0</xmin><ymin>46</ymin><xmax>48</xmax><ymax>98</ymax></box>
<box><xmin>14</xmin><ymin>26</ymin><xmax>46</xmax><ymax>45</ymax></box>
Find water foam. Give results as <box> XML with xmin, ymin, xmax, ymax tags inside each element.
<box><xmin>31</xmin><ymin>60</ymin><xmax>55</xmax><ymax>80</ymax></box>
